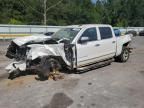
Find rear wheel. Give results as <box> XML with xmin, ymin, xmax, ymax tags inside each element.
<box><xmin>115</xmin><ymin>47</ymin><xmax>130</xmax><ymax>62</ymax></box>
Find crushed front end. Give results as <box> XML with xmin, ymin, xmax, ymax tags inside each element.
<box><xmin>5</xmin><ymin>39</ymin><xmax>76</xmax><ymax>79</ymax></box>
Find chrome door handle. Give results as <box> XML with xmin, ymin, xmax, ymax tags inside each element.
<box><xmin>95</xmin><ymin>44</ymin><xmax>100</xmax><ymax>47</ymax></box>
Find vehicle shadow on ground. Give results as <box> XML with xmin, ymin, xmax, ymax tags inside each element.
<box><xmin>6</xmin><ymin>62</ymin><xmax>112</xmax><ymax>81</ymax></box>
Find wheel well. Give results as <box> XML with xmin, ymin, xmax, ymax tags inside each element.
<box><xmin>43</xmin><ymin>56</ymin><xmax>67</xmax><ymax>68</ymax></box>
<box><xmin>123</xmin><ymin>42</ymin><xmax>130</xmax><ymax>47</ymax></box>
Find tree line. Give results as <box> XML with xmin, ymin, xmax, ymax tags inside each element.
<box><xmin>0</xmin><ymin>0</ymin><xmax>143</xmax><ymax>27</ymax></box>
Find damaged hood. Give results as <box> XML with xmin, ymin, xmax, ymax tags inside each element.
<box><xmin>13</xmin><ymin>35</ymin><xmax>51</xmax><ymax>46</ymax></box>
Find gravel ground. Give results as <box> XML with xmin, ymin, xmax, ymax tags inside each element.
<box><xmin>0</xmin><ymin>36</ymin><xmax>144</xmax><ymax>108</ymax></box>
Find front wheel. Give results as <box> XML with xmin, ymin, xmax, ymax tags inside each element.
<box><xmin>115</xmin><ymin>47</ymin><xmax>130</xmax><ymax>62</ymax></box>
<box><xmin>37</xmin><ymin>58</ymin><xmax>62</xmax><ymax>80</ymax></box>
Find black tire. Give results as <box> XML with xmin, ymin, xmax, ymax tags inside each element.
<box><xmin>37</xmin><ymin>58</ymin><xmax>61</xmax><ymax>80</ymax></box>
<box><xmin>115</xmin><ymin>47</ymin><xmax>130</xmax><ymax>62</ymax></box>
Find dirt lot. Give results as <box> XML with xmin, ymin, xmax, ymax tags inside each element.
<box><xmin>0</xmin><ymin>37</ymin><xmax>144</xmax><ymax>108</ymax></box>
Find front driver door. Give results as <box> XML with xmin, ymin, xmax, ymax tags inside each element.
<box><xmin>76</xmin><ymin>27</ymin><xmax>102</xmax><ymax>67</ymax></box>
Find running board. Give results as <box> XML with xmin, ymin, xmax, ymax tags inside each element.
<box><xmin>77</xmin><ymin>58</ymin><xmax>114</xmax><ymax>72</ymax></box>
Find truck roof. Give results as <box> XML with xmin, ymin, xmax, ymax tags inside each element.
<box><xmin>67</xmin><ymin>24</ymin><xmax>111</xmax><ymax>28</ymax></box>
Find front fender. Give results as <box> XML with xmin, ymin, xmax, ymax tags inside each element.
<box><xmin>27</xmin><ymin>44</ymin><xmax>71</xmax><ymax>66</ymax></box>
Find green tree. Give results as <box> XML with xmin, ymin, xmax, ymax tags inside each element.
<box><xmin>0</xmin><ymin>0</ymin><xmax>143</xmax><ymax>26</ymax></box>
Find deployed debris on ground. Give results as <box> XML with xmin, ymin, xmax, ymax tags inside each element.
<box><xmin>35</xmin><ymin>67</ymin><xmax>65</xmax><ymax>81</ymax></box>
<box><xmin>47</xmin><ymin>72</ymin><xmax>65</xmax><ymax>81</ymax></box>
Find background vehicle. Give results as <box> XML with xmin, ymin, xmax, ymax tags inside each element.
<box><xmin>6</xmin><ymin>24</ymin><xmax>132</xmax><ymax>79</ymax></box>
<box><xmin>37</xmin><ymin>32</ymin><xmax>54</xmax><ymax>36</ymax></box>
<box><xmin>139</xmin><ymin>30</ymin><xmax>144</xmax><ymax>36</ymax></box>
<box><xmin>44</xmin><ymin>32</ymin><xmax>54</xmax><ymax>36</ymax></box>
<box><xmin>114</xmin><ymin>29</ymin><xmax>121</xmax><ymax>37</ymax></box>
<box><xmin>125</xmin><ymin>30</ymin><xmax>137</xmax><ymax>37</ymax></box>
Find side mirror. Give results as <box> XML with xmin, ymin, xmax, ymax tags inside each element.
<box><xmin>79</xmin><ymin>36</ymin><xmax>89</xmax><ymax>44</ymax></box>
<box><xmin>114</xmin><ymin>29</ymin><xmax>121</xmax><ymax>37</ymax></box>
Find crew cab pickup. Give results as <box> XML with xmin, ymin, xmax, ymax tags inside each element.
<box><xmin>6</xmin><ymin>24</ymin><xmax>132</xmax><ymax>79</ymax></box>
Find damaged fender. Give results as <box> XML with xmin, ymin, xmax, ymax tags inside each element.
<box><xmin>27</xmin><ymin>43</ymin><xmax>71</xmax><ymax>66</ymax></box>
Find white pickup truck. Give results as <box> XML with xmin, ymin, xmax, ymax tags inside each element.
<box><xmin>6</xmin><ymin>24</ymin><xmax>132</xmax><ymax>79</ymax></box>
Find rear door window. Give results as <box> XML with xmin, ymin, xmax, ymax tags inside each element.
<box><xmin>99</xmin><ymin>27</ymin><xmax>113</xmax><ymax>39</ymax></box>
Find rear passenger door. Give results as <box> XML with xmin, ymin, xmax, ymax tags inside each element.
<box><xmin>98</xmin><ymin>27</ymin><xmax>116</xmax><ymax>59</ymax></box>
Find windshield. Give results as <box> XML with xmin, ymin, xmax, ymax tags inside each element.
<box><xmin>52</xmin><ymin>28</ymin><xmax>81</xmax><ymax>42</ymax></box>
